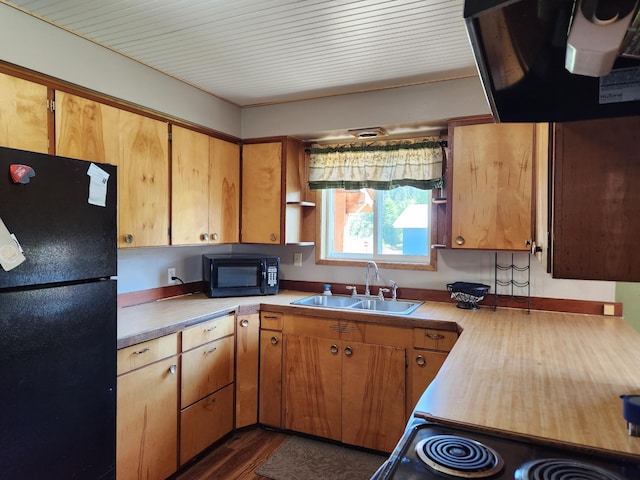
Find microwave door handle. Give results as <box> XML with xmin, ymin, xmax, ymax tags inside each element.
<box><xmin>260</xmin><ymin>262</ymin><xmax>267</xmax><ymax>293</ymax></box>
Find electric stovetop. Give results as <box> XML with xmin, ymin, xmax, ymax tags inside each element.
<box><xmin>373</xmin><ymin>413</ymin><xmax>640</xmax><ymax>480</ymax></box>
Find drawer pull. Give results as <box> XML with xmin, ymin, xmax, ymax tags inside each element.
<box><xmin>205</xmin><ymin>325</ymin><xmax>217</xmax><ymax>332</ymax></box>
<box><xmin>264</xmin><ymin>315</ymin><xmax>278</xmax><ymax>320</ymax></box>
<box><xmin>205</xmin><ymin>347</ymin><xmax>217</xmax><ymax>354</ymax></box>
<box><xmin>416</xmin><ymin>355</ymin><xmax>426</xmax><ymax>366</ymax></box>
<box><xmin>426</xmin><ymin>333</ymin><xmax>445</xmax><ymax>340</ymax></box>
<box><xmin>132</xmin><ymin>347</ymin><xmax>150</xmax><ymax>355</ymax></box>
<box><xmin>168</xmin><ymin>364</ymin><xmax>177</xmax><ymax>374</ymax></box>
<box><xmin>240</xmin><ymin>318</ymin><xmax>249</xmax><ymax>327</ymax></box>
<box><xmin>270</xmin><ymin>336</ymin><xmax>279</xmax><ymax>345</ymax></box>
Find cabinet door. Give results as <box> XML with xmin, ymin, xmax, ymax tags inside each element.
<box><xmin>235</xmin><ymin>313</ymin><xmax>259</xmax><ymax>428</ymax></box>
<box><xmin>341</xmin><ymin>342</ymin><xmax>406</xmax><ymax>452</ymax></box>
<box><xmin>552</xmin><ymin>117</ymin><xmax>640</xmax><ymax>280</ymax></box>
<box><xmin>181</xmin><ymin>335</ymin><xmax>234</xmax><ymax>408</ymax></box>
<box><xmin>259</xmin><ymin>330</ymin><xmax>283</xmax><ymax>427</ymax></box>
<box><xmin>117</xmin><ymin>356</ymin><xmax>178</xmax><ymax>480</ymax></box>
<box><xmin>171</xmin><ymin>126</ymin><xmax>210</xmax><ymax>245</ymax></box>
<box><xmin>118</xmin><ymin>110</ymin><xmax>169</xmax><ymax>247</ymax></box>
<box><xmin>55</xmin><ymin>91</ymin><xmax>119</xmax><ymax>164</ymax></box>
<box><xmin>283</xmin><ymin>334</ymin><xmax>341</xmax><ymax>441</ymax></box>
<box><xmin>0</xmin><ymin>73</ymin><xmax>48</xmax><ymax>153</ymax></box>
<box><xmin>409</xmin><ymin>349</ymin><xmax>447</xmax><ymax>411</ymax></box>
<box><xmin>241</xmin><ymin>142</ymin><xmax>282</xmax><ymax>244</ymax></box>
<box><xmin>450</xmin><ymin>122</ymin><xmax>534</xmax><ymax>250</ymax></box>
<box><xmin>210</xmin><ymin>137</ymin><xmax>240</xmax><ymax>244</ymax></box>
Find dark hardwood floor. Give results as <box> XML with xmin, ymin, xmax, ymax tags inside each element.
<box><xmin>171</xmin><ymin>428</ymin><xmax>289</xmax><ymax>480</ymax></box>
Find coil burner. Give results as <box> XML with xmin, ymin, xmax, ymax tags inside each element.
<box><xmin>415</xmin><ymin>434</ymin><xmax>504</xmax><ymax>478</ymax></box>
<box><xmin>514</xmin><ymin>458</ymin><xmax>628</xmax><ymax>480</ymax></box>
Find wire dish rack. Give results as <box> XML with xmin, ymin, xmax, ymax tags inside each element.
<box><xmin>446</xmin><ymin>282</ymin><xmax>490</xmax><ymax>309</ymax></box>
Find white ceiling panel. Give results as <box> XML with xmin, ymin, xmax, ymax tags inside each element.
<box><xmin>2</xmin><ymin>0</ymin><xmax>477</xmax><ymax>106</ymax></box>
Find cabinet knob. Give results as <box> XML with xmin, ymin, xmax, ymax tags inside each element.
<box><xmin>455</xmin><ymin>236</ymin><xmax>465</xmax><ymax>245</ymax></box>
<box><xmin>168</xmin><ymin>364</ymin><xmax>177</xmax><ymax>374</ymax></box>
<box><xmin>270</xmin><ymin>336</ymin><xmax>279</xmax><ymax>345</ymax></box>
<box><xmin>270</xmin><ymin>233</ymin><xmax>277</xmax><ymax>242</ymax></box>
<box><xmin>212</xmin><ymin>233</ymin><xmax>218</xmax><ymax>241</ymax></box>
<box><xmin>330</xmin><ymin>344</ymin><xmax>339</xmax><ymax>354</ymax></box>
<box><xmin>416</xmin><ymin>355</ymin><xmax>426</xmax><ymax>366</ymax></box>
<box><xmin>344</xmin><ymin>346</ymin><xmax>353</xmax><ymax>357</ymax></box>
<box><xmin>201</xmin><ymin>233</ymin><xmax>209</xmax><ymax>241</ymax></box>
<box><xmin>240</xmin><ymin>318</ymin><xmax>249</xmax><ymax>327</ymax></box>
<box><xmin>124</xmin><ymin>234</ymin><xmax>134</xmax><ymax>244</ymax></box>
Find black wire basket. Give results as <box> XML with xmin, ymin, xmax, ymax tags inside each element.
<box><xmin>446</xmin><ymin>282</ymin><xmax>490</xmax><ymax>310</ymax></box>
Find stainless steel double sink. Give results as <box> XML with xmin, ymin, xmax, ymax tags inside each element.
<box><xmin>291</xmin><ymin>294</ymin><xmax>423</xmax><ymax>315</ymax></box>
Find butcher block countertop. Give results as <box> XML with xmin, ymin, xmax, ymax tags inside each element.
<box><xmin>117</xmin><ymin>290</ymin><xmax>640</xmax><ymax>458</ymax></box>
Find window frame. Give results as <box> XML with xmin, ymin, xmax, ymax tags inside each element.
<box><xmin>315</xmin><ymin>187</ymin><xmax>440</xmax><ymax>271</ymax></box>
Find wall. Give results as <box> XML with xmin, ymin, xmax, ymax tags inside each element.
<box><xmin>1</xmin><ymin>3</ymin><xmax>619</xmax><ymax>309</ymax></box>
<box><xmin>617</xmin><ymin>283</ymin><xmax>640</xmax><ymax>332</ymax></box>
<box><xmin>0</xmin><ymin>3</ymin><xmax>241</xmax><ymax>137</ymax></box>
<box><xmin>241</xmin><ymin>77</ymin><xmax>490</xmax><ymax>139</ymax></box>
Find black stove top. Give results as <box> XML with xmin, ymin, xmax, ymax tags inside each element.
<box><xmin>373</xmin><ymin>416</ymin><xmax>640</xmax><ymax>480</ymax></box>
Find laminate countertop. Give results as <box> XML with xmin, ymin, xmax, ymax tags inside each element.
<box><xmin>117</xmin><ymin>290</ymin><xmax>640</xmax><ymax>458</ymax></box>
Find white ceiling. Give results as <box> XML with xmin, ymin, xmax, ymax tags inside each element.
<box><xmin>2</xmin><ymin>0</ymin><xmax>478</xmax><ymax>107</ymax></box>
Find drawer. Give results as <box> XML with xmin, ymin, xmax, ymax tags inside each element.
<box><xmin>117</xmin><ymin>333</ymin><xmax>179</xmax><ymax>375</ymax></box>
<box><xmin>413</xmin><ymin>328</ymin><xmax>458</xmax><ymax>352</ymax></box>
<box><xmin>181</xmin><ymin>335</ymin><xmax>234</xmax><ymax>408</ymax></box>
<box><xmin>180</xmin><ymin>384</ymin><xmax>234</xmax><ymax>465</ymax></box>
<box><xmin>260</xmin><ymin>311</ymin><xmax>283</xmax><ymax>331</ymax></box>
<box><xmin>182</xmin><ymin>313</ymin><xmax>235</xmax><ymax>351</ymax></box>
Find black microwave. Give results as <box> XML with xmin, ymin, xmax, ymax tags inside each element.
<box><xmin>202</xmin><ymin>254</ymin><xmax>280</xmax><ymax>298</ymax></box>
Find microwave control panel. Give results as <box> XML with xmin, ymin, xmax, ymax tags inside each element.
<box><xmin>267</xmin><ymin>264</ymin><xmax>278</xmax><ymax>287</ymax></box>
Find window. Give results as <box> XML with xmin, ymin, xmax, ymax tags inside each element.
<box><xmin>319</xmin><ymin>186</ymin><xmax>437</xmax><ymax>269</ymax></box>
<box><xmin>310</xmin><ymin>136</ymin><xmax>445</xmax><ymax>270</ymax></box>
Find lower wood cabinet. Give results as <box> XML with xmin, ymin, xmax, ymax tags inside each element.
<box><xmin>180</xmin><ymin>314</ymin><xmax>235</xmax><ymax>465</ymax></box>
<box><xmin>116</xmin><ymin>334</ymin><xmax>179</xmax><ymax>480</ymax></box>
<box><xmin>284</xmin><ymin>333</ymin><xmax>406</xmax><ymax>452</ymax></box>
<box><xmin>235</xmin><ymin>313</ymin><xmax>260</xmax><ymax>428</ymax></box>
<box><xmin>180</xmin><ymin>384</ymin><xmax>234</xmax><ymax>465</ymax></box>
<box><xmin>259</xmin><ymin>312</ymin><xmax>283</xmax><ymax>428</ymax></box>
<box><xmin>409</xmin><ymin>327</ymin><xmax>458</xmax><ymax>411</ymax></box>
<box><xmin>281</xmin><ymin>315</ymin><xmax>408</xmax><ymax>453</ymax></box>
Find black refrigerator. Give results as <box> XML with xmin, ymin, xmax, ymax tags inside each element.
<box><xmin>0</xmin><ymin>146</ymin><xmax>117</xmax><ymax>479</ymax></box>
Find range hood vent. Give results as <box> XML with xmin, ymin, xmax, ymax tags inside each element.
<box><xmin>464</xmin><ymin>0</ymin><xmax>640</xmax><ymax>122</ymax></box>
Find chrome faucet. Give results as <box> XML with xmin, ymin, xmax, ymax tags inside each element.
<box><xmin>364</xmin><ymin>261</ymin><xmax>379</xmax><ymax>296</ymax></box>
<box><xmin>389</xmin><ymin>280</ymin><xmax>398</xmax><ymax>301</ymax></box>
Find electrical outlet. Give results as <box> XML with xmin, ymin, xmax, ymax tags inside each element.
<box><xmin>168</xmin><ymin>267</ymin><xmax>176</xmax><ymax>285</ymax></box>
<box><xmin>603</xmin><ymin>304</ymin><xmax>615</xmax><ymax>316</ymax></box>
<box><xmin>293</xmin><ymin>252</ymin><xmax>303</xmax><ymax>267</ymax></box>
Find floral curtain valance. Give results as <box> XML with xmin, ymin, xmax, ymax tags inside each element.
<box><xmin>308</xmin><ymin>137</ymin><xmax>446</xmax><ymax>190</ymax></box>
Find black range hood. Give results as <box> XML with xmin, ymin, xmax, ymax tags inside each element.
<box><xmin>464</xmin><ymin>0</ymin><xmax>640</xmax><ymax>122</ymax></box>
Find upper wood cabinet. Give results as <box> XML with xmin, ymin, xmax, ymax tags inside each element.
<box><xmin>55</xmin><ymin>92</ymin><xmax>170</xmax><ymax>248</ymax></box>
<box><xmin>448</xmin><ymin>117</ymin><xmax>536</xmax><ymax>251</ymax></box>
<box><xmin>552</xmin><ymin>116</ymin><xmax>640</xmax><ymax>281</ymax></box>
<box><xmin>0</xmin><ymin>72</ymin><xmax>49</xmax><ymax>154</ymax></box>
<box><xmin>241</xmin><ymin>138</ymin><xmax>315</xmax><ymax>245</ymax></box>
<box><xmin>171</xmin><ymin>126</ymin><xmax>239</xmax><ymax>245</ymax></box>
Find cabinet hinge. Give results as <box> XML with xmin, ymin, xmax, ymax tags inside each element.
<box><xmin>168</xmin><ymin>131</ymin><xmax>172</xmax><ymax>142</ymax></box>
<box><xmin>47</xmin><ymin>99</ymin><xmax>55</xmax><ymax>112</ymax></box>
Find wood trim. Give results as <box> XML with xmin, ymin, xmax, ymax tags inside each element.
<box><xmin>279</xmin><ymin>280</ymin><xmax>622</xmax><ymax>316</ymax></box>
<box><xmin>0</xmin><ymin>60</ymin><xmax>241</xmax><ymax>145</ymax></box>
<box><xmin>118</xmin><ymin>279</ymin><xmax>622</xmax><ymax>316</ymax></box>
<box><xmin>118</xmin><ymin>281</ymin><xmax>205</xmax><ymax>307</ymax></box>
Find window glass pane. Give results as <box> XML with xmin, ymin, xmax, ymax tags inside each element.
<box><xmin>324</xmin><ymin>186</ymin><xmax>431</xmax><ymax>262</ymax></box>
<box><xmin>380</xmin><ymin>187</ymin><xmax>430</xmax><ymax>256</ymax></box>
